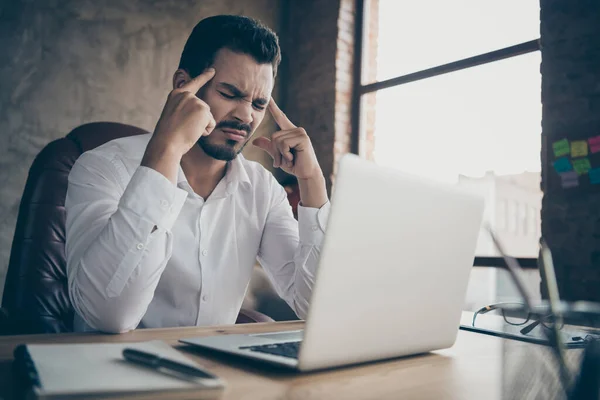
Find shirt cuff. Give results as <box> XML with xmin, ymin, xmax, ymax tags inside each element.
<box><xmin>297</xmin><ymin>201</ymin><xmax>330</xmax><ymax>245</ymax></box>
<box><xmin>119</xmin><ymin>166</ymin><xmax>188</xmax><ymax>230</ymax></box>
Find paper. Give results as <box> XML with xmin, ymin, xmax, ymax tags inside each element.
<box><xmin>560</xmin><ymin>171</ymin><xmax>579</xmax><ymax>188</ymax></box>
<box><xmin>553</xmin><ymin>157</ymin><xmax>572</xmax><ymax>173</ymax></box>
<box><xmin>590</xmin><ymin>168</ymin><xmax>600</xmax><ymax>184</ymax></box>
<box><xmin>24</xmin><ymin>340</ymin><xmax>224</xmax><ymax>396</ymax></box>
<box><xmin>573</xmin><ymin>158</ymin><xmax>592</xmax><ymax>175</ymax></box>
<box><xmin>589</xmin><ymin>135</ymin><xmax>600</xmax><ymax>154</ymax></box>
<box><xmin>561</xmin><ymin>179</ymin><xmax>579</xmax><ymax>189</ymax></box>
<box><xmin>571</xmin><ymin>140</ymin><xmax>588</xmax><ymax>157</ymax></box>
<box><xmin>552</xmin><ymin>139</ymin><xmax>570</xmax><ymax>157</ymax></box>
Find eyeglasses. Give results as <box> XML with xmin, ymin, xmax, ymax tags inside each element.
<box><xmin>472</xmin><ymin>301</ymin><xmax>565</xmax><ymax>335</ymax></box>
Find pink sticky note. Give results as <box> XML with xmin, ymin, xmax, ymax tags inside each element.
<box><xmin>588</xmin><ymin>135</ymin><xmax>600</xmax><ymax>153</ymax></box>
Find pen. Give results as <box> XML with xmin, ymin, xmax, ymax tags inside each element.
<box><xmin>122</xmin><ymin>348</ymin><xmax>221</xmax><ymax>382</ymax></box>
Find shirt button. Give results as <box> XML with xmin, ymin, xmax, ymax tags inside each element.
<box><xmin>160</xmin><ymin>199</ymin><xmax>169</xmax><ymax>209</ymax></box>
<box><xmin>202</xmin><ymin>295</ymin><xmax>207</xmax><ymax>302</ymax></box>
<box><xmin>312</xmin><ymin>225</ymin><xmax>319</xmax><ymax>231</ymax></box>
<box><xmin>201</xmin><ymin>249</ymin><xmax>208</xmax><ymax>256</ymax></box>
<box><xmin>136</xmin><ymin>243</ymin><xmax>144</xmax><ymax>250</ymax></box>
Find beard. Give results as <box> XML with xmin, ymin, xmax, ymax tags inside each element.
<box><xmin>198</xmin><ymin>136</ymin><xmax>240</xmax><ymax>161</ymax></box>
<box><xmin>197</xmin><ymin>120</ymin><xmax>252</xmax><ymax>161</ymax></box>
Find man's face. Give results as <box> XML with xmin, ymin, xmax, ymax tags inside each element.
<box><xmin>195</xmin><ymin>48</ymin><xmax>274</xmax><ymax>161</ymax></box>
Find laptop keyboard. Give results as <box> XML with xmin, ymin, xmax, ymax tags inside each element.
<box><xmin>240</xmin><ymin>341</ymin><xmax>301</xmax><ymax>359</ymax></box>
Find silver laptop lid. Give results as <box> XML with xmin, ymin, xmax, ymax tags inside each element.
<box><xmin>298</xmin><ymin>154</ymin><xmax>485</xmax><ymax>371</ymax></box>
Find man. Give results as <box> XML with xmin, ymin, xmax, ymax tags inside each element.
<box><xmin>65</xmin><ymin>15</ymin><xmax>329</xmax><ymax>333</ymax></box>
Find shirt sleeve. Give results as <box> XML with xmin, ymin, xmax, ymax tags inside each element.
<box><xmin>65</xmin><ymin>151</ymin><xmax>188</xmax><ymax>333</ymax></box>
<box><xmin>256</xmin><ymin>180</ymin><xmax>330</xmax><ymax>319</ymax></box>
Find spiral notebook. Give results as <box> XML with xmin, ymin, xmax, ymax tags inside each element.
<box><xmin>13</xmin><ymin>340</ymin><xmax>225</xmax><ymax>399</ymax></box>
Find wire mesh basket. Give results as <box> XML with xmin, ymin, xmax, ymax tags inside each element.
<box><xmin>501</xmin><ymin>335</ymin><xmax>586</xmax><ymax>400</ymax></box>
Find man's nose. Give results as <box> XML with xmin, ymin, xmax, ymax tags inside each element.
<box><xmin>232</xmin><ymin>101</ymin><xmax>253</xmax><ymax>125</ymax></box>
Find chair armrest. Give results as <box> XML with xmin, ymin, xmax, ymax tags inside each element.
<box><xmin>236</xmin><ymin>308</ymin><xmax>274</xmax><ymax>324</ymax></box>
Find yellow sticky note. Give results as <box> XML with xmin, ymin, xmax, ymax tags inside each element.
<box><xmin>571</xmin><ymin>141</ymin><xmax>588</xmax><ymax>157</ymax></box>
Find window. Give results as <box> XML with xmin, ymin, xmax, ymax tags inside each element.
<box><xmin>523</xmin><ymin>205</ymin><xmax>530</xmax><ymax>236</ymax></box>
<box><xmin>354</xmin><ymin>0</ymin><xmax>542</xmax><ymax>257</ymax></box>
<box><xmin>368</xmin><ymin>1</ymin><xmax>541</xmax><ymax>83</ymax></box>
<box><xmin>507</xmin><ymin>200</ymin><xmax>517</xmax><ymax>234</ymax></box>
<box><xmin>497</xmin><ymin>199</ymin><xmax>507</xmax><ymax>231</ymax></box>
<box><xmin>527</xmin><ymin>205</ymin><xmax>537</xmax><ymax>237</ymax></box>
<box><xmin>519</xmin><ymin>203</ymin><xmax>528</xmax><ymax>235</ymax></box>
<box><xmin>534</xmin><ymin>207</ymin><xmax>541</xmax><ymax>239</ymax></box>
<box><xmin>354</xmin><ymin>0</ymin><xmax>543</xmax><ymax>311</ymax></box>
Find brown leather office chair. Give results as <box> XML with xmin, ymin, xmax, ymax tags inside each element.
<box><xmin>1</xmin><ymin>122</ymin><xmax>273</xmax><ymax>335</ymax></box>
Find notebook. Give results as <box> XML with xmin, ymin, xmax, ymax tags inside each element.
<box><xmin>13</xmin><ymin>340</ymin><xmax>225</xmax><ymax>399</ymax></box>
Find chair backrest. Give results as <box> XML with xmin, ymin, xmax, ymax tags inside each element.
<box><xmin>2</xmin><ymin>122</ymin><xmax>149</xmax><ymax>334</ymax></box>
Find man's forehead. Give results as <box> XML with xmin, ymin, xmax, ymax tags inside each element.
<box><xmin>211</xmin><ymin>49</ymin><xmax>274</xmax><ymax>94</ymax></box>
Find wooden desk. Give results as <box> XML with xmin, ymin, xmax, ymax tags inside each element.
<box><xmin>0</xmin><ymin>315</ymin><xmax>549</xmax><ymax>400</ymax></box>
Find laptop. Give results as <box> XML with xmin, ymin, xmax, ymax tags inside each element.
<box><xmin>180</xmin><ymin>153</ymin><xmax>485</xmax><ymax>371</ymax></box>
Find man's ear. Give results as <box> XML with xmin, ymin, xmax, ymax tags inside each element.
<box><xmin>172</xmin><ymin>69</ymin><xmax>192</xmax><ymax>90</ymax></box>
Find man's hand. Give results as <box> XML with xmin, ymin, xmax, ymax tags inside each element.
<box><xmin>253</xmin><ymin>99</ymin><xmax>321</xmax><ymax>180</ymax></box>
<box><xmin>150</xmin><ymin>68</ymin><xmax>217</xmax><ymax>156</ymax></box>
<box><xmin>142</xmin><ymin>68</ymin><xmax>216</xmax><ymax>183</ymax></box>
<box><xmin>253</xmin><ymin>99</ymin><xmax>328</xmax><ymax>208</ymax></box>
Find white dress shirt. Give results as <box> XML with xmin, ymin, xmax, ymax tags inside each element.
<box><xmin>65</xmin><ymin>133</ymin><xmax>329</xmax><ymax>333</ymax></box>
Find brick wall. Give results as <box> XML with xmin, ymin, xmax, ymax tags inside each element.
<box><xmin>282</xmin><ymin>0</ymin><xmax>357</xmax><ymax>193</ymax></box>
<box><xmin>540</xmin><ymin>0</ymin><xmax>600</xmax><ymax>301</ymax></box>
<box><xmin>333</xmin><ymin>0</ymin><xmax>355</xmax><ymax>180</ymax></box>
<box><xmin>282</xmin><ymin>0</ymin><xmax>340</xmax><ymax>192</ymax></box>
<box><xmin>0</xmin><ymin>0</ymin><xmax>282</xmax><ymax>300</ymax></box>
<box><xmin>363</xmin><ymin>0</ymin><xmax>379</xmax><ymax>161</ymax></box>
<box><xmin>335</xmin><ymin>0</ymin><xmax>378</xmax><ymax>173</ymax></box>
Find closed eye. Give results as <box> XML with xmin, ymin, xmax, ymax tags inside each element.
<box><xmin>219</xmin><ymin>91</ymin><xmax>266</xmax><ymax>111</ymax></box>
<box><xmin>218</xmin><ymin>91</ymin><xmax>236</xmax><ymax>99</ymax></box>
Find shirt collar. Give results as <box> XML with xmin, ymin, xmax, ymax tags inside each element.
<box><xmin>176</xmin><ymin>154</ymin><xmax>252</xmax><ymax>198</ymax></box>
<box><xmin>226</xmin><ymin>154</ymin><xmax>252</xmax><ymax>191</ymax></box>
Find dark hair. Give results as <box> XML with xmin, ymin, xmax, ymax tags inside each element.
<box><xmin>178</xmin><ymin>15</ymin><xmax>281</xmax><ymax>79</ymax></box>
